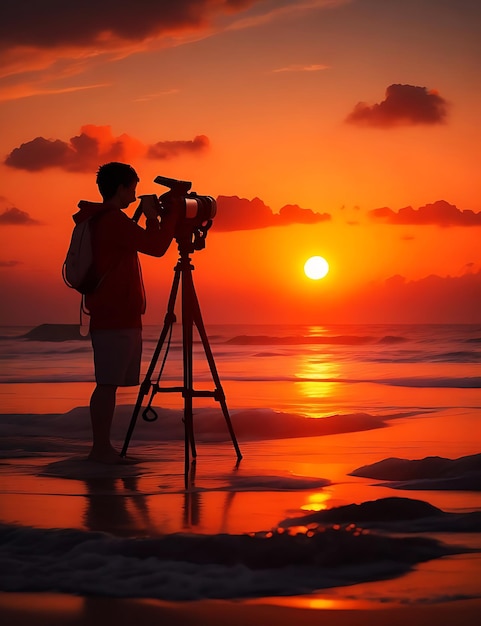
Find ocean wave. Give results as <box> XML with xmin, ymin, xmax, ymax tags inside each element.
<box><xmin>0</xmin><ymin>407</ymin><xmax>426</xmax><ymax>452</ymax></box>
<box><xmin>0</xmin><ymin>344</ymin><xmax>92</xmax><ymax>358</ymax></box>
<box><xmin>279</xmin><ymin>496</ymin><xmax>481</xmax><ymax>533</ymax></box>
<box><xmin>367</xmin><ymin>351</ymin><xmax>481</xmax><ymax>364</ymax></box>
<box><xmin>2</xmin><ymin>363</ymin><xmax>480</xmax><ymax>388</ymax></box>
<box><xmin>466</xmin><ymin>336</ymin><xmax>481</xmax><ymax>344</ymax></box>
<box><xmin>225</xmin><ymin>334</ymin><xmax>386</xmax><ymax>346</ymax></box>
<box><xmin>2</xmin><ymin>326</ymin><xmax>403</xmax><ymax>347</ymax></box>
<box><xmin>375</xmin><ymin>376</ymin><xmax>481</xmax><ymax>388</ymax></box>
<box><xmin>13</xmin><ymin>324</ymin><xmax>89</xmax><ymax>342</ymax></box>
<box><xmin>350</xmin><ymin>453</ymin><xmax>481</xmax><ymax>492</ymax></box>
<box><xmin>432</xmin><ymin>351</ymin><xmax>481</xmax><ymax>363</ymax></box>
<box><xmin>0</xmin><ymin>517</ymin><xmax>469</xmax><ymax>600</ymax></box>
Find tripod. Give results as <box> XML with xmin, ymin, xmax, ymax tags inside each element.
<box><xmin>121</xmin><ymin>243</ymin><xmax>242</xmax><ymax>486</ymax></box>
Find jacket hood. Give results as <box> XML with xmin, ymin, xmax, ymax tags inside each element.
<box><xmin>73</xmin><ymin>200</ymin><xmax>114</xmax><ymax>224</ymax></box>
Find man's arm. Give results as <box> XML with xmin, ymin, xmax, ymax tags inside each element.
<box><xmin>116</xmin><ymin>205</ymin><xmax>179</xmax><ymax>257</ymax></box>
<box><xmin>143</xmin><ymin>210</ymin><xmax>178</xmax><ymax>257</ymax></box>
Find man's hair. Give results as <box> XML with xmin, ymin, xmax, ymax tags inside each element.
<box><xmin>96</xmin><ymin>162</ymin><xmax>139</xmax><ymax>200</ymax></box>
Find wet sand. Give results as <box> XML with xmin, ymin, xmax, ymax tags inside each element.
<box><xmin>1</xmin><ymin>594</ymin><xmax>480</xmax><ymax>626</ymax></box>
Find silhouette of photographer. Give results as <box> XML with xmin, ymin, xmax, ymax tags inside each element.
<box><xmin>74</xmin><ymin>162</ymin><xmax>178</xmax><ymax>464</ymax></box>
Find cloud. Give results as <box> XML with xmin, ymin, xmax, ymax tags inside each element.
<box><xmin>4</xmin><ymin>125</ymin><xmax>210</xmax><ymax>172</ymax></box>
<box><xmin>273</xmin><ymin>63</ymin><xmax>329</xmax><ymax>73</ymax></box>
<box><xmin>346</xmin><ymin>84</ymin><xmax>449</xmax><ymax>127</ymax></box>
<box><xmin>0</xmin><ymin>0</ymin><xmax>264</xmax><ymax>86</ymax></box>
<box><xmin>213</xmin><ymin>195</ymin><xmax>331</xmax><ymax>231</ymax></box>
<box><xmin>0</xmin><ymin>81</ymin><xmax>111</xmax><ymax>103</ymax></box>
<box><xmin>147</xmin><ymin>135</ymin><xmax>210</xmax><ymax>159</ymax></box>
<box><xmin>369</xmin><ymin>200</ymin><xmax>481</xmax><ymax>227</ymax></box>
<box><xmin>133</xmin><ymin>89</ymin><xmax>180</xmax><ymax>103</ymax></box>
<box><xmin>0</xmin><ymin>260</ymin><xmax>22</xmax><ymax>267</ymax></box>
<box><xmin>0</xmin><ymin>1</ymin><xmax>258</xmax><ymax>51</ymax></box>
<box><xmin>360</xmin><ymin>270</ymin><xmax>481</xmax><ymax>324</ymax></box>
<box><xmin>0</xmin><ymin>1</ymin><xmax>347</xmax><ymax>97</ymax></box>
<box><xmin>226</xmin><ymin>0</ymin><xmax>349</xmax><ymax>32</ymax></box>
<box><xmin>278</xmin><ymin>203</ymin><xmax>330</xmax><ymax>225</ymax></box>
<box><xmin>0</xmin><ymin>2</ymin><xmax>260</xmax><ymax>97</ymax></box>
<box><xmin>0</xmin><ymin>207</ymin><xmax>41</xmax><ymax>225</ymax></box>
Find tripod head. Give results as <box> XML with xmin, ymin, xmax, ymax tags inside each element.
<box><xmin>175</xmin><ymin>219</ymin><xmax>212</xmax><ymax>256</ymax></box>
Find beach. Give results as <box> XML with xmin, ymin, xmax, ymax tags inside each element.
<box><xmin>1</xmin><ymin>323</ymin><xmax>480</xmax><ymax>624</ymax></box>
<box><xmin>1</xmin><ymin>595</ymin><xmax>481</xmax><ymax>626</ymax></box>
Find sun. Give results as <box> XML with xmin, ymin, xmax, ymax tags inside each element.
<box><xmin>304</xmin><ymin>256</ymin><xmax>329</xmax><ymax>280</ymax></box>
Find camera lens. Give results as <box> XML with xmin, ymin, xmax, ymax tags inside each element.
<box><xmin>183</xmin><ymin>196</ymin><xmax>217</xmax><ymax>222</ymax></box>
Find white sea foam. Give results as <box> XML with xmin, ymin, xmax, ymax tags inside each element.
<box><xmin>0</xmin><ymin>517</ymin><xmax>471</xmax><ymax>601</ymax></box>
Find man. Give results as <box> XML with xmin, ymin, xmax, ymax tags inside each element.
<box><xmin>73</xmin><ymin>162</ymin><xmax>178</xmax><ymax>463</ymax></box>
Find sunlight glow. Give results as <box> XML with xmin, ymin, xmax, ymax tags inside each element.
<box><xmin>304</xmin><ymin>256</ymin><xmax>329</xmax><ymax>280</ymax></box>
<box><xmin>301</xmin><ymin>491</ymin><xmax>331</xmax><ymax>512</ymax></box>
<box><xmin>294</xmin><ymin>356</ymin><xmax>340</xmax><ymax>417</ymax></box>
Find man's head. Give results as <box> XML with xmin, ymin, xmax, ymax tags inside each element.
<box><xmin>96</xmin><ymin>162</ymin><xmax>139</xmax><ymax>207</ymax></box>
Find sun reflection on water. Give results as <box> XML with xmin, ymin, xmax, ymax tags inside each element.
<box><xmin>294</xmin><ymin>353</ymin><xmax>341</xmax><ymax>417</ymax></box>
<box><xmin>300</xmin><ymin>491</ymin><xmax>331</xmax><ymax>512</ymax></box>
<box><xmin>304</xmin><ymin>325</ymin><xmax>331</xmax><ymax>337</ymax></box>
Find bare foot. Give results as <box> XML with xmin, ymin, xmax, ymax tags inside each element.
<box><xmin>88</xmin><ymin>447</ymin><xmax>139</xmax><ymax>465</ymax></box>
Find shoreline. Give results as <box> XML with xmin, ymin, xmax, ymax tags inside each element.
<box><xmin>1</xmin><ymin>594</ymin><xmax>481</xmax><ymax>626</ymax></box>
<box><xmin>1</xmin><ymin>365</ymin><xmax>480</xmax><ymax>613</ymax></box>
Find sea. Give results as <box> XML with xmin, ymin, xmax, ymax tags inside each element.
<box><xmin>0</xmin><ymin>323</ymin><xmax>480</xmax><ymax>605</ymax></box>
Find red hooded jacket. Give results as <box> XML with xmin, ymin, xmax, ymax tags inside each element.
<box><xmin>73</xmin><ymin>200</ymin><xmax>171</xmax><ymax>331</ymax></box>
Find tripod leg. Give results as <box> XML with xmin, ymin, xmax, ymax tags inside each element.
<box><xmin>188</xmin><ymin>273</ymin><xmax>243</xmax><ymax>461</ymax></box>
<box><xmin>121</xmin><ymin>265</ymin><xmax>181</xmax><ymax>457</ymax></box>
<box><xmin>181</xmin><ymin>258</ymin><xmax>197</xmax><ymax>483</ymax></box>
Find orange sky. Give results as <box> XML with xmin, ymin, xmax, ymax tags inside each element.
<box><xmin>1</xmin><ymin>0</ymin><xmax>480</xmax><ymax>325</ymax></box>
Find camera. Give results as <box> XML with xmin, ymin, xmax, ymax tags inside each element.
<box><xmin>155</xmin><ymin>176</ymin><xmax>216</xmax><ymax>222</ymax></box>
<box><xmin>136</xmin><ymin>176</ymin><xmax>216</xmax><ymax>252</ymax></box>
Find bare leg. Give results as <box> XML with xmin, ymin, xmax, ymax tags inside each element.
<box><xmin>88</xmin><ymin>384</ymin><xmax>120</xmax><ymax>463</ymax></box>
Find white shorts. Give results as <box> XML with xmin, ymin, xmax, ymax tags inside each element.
<box><xmin>90</xmin><ymin>328</ymin><xmax>142</xmax><ymax>386</ymax></box>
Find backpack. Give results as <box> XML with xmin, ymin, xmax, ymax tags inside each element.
<box><xmin>62</xmin><ymin>212</ymin><xmax>107</xmax><ymax>294</ymax></box>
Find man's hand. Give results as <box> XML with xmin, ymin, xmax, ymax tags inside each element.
<box><xmin>140</xmin><ymin>194</ymin><xmax>161</xmax><ymax>219</ymax></box>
